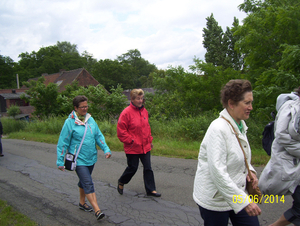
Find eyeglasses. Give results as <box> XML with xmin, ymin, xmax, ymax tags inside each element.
<box><xmin>78</xmin><ymin>106</ymin><xmax>89</xmax><ymax>109</ymax></box>
<box><xmin>135</xmin><ymin>97</ymin><xmax>144</xmax><ymax>101</ymax></box>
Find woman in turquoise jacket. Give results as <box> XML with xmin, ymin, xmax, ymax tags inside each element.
<box><xmin>57</xmin><ymin>95</ymin><xmax>111</xmax><ymax>221</ymax></box>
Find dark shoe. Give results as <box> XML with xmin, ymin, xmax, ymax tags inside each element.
<box><xmin>117</xmin><ymin>181</ymin><xmax>124</xmax><ymax>195</ymax></box>
<box><xmin>0</xmin><ymin>154</ymin><xmax>3</xmax><ymax>157</ymax></box>
<box><xmin>95</xmin><ymin>210</ymin><xmax>105</xmax><ymax>220</ymax></box>
<box><xmin>147</xmin><ymin>192</ymin><xmax>161</xmax><ymax>197</ymax></box>
<box><xmin>79</xmin><ymin>203</ymin><xmax>93</xmax><ymax>212</ymax></box>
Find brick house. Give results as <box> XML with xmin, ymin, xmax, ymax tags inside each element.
<box><xmin>29</xmin><ymin>68</ymin><xmax>99</xmax><ymax>92</ymax></box>
<box><xmin>0</xmin><ymin>88</ymin><xmax>33</xmax><ymax>118</ymax></box>
<box><xmin>1</xmin><ymin>68</ymin><xmax>100</xmax><ymax>117</ymax></box>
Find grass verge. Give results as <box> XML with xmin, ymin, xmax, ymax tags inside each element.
<box><xmin>5</xmin><ymin>131</ymin><xmax>270</xmax><ymax>165</ymax></box>
<box><xmin>0</xmin><ymin>199</ymin><xmax>37</xmax><ymax>226</ymax></box>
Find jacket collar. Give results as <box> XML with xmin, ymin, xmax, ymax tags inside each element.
<box><xmin>219</xmin><ymin>108</ymin><xmax>248</xmax><ymax>135</ymax></box>
<box><xmin>130</xmin><ymin>102</ymin><xmax>144</xmax><ymax>111</ymax></box>
<box><xmin>69</xmin><ymin>110</ymin><xmax>91</xmax><ymax>125</ymax></box>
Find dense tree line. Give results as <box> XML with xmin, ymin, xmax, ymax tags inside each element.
<box><xmin>1</xmin><ymin>0</ymin><xmax>299</xmax><ymax>122</ymax></box>
<box><xmin>0</xmin><ymin>42</ymin><xmax>157</xmax><ymax>91</ymax></box>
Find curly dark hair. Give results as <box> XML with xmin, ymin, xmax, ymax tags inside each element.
<box><xmin>221</xmin><ymin>79</ymin><xmax>252</xmax><ymax>108</ymax></box>
<box><xmin>73</xmin><ymin>95</ymin><xmax>88</xmax><ymax>108</ymax></box>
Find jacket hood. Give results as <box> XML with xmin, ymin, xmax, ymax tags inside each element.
<box><xmin>276</xmin><ymin>92</ymin><xmax>299</xmax><ymax>111</ymax></box>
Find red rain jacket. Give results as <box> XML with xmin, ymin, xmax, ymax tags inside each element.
<box><xmin>117</xmin><ymin>103</ymin><xmax>153</xmax><ymax>154</ymax></box>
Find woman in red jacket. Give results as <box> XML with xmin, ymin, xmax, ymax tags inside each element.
<box><xmin>117</xmin><ymin>89</ymin><xmax>161</xmax><ymax>197</ymax></box>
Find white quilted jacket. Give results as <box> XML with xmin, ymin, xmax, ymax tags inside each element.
<box><xmin>193</xmin><ymin>108</ymin><xmax>255</xmax><ymax>213</ymax></box>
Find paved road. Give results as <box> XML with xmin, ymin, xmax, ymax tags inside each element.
<box><xmin>0</xmin><ymin>139</ymin><xmax>291</xmax><ymax>225</ymax></box>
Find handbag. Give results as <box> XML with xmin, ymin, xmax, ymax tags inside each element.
<box><xmin>222</xmin><ymin>117</ymin><xmax>262</xmax><ymax>203</ymax></box>
<box><xmin>64</xmin><ymin>123</ymin><xmax>88</xmax><ymax>171</ymax></box>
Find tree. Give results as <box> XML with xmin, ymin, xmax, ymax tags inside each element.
<box><xmin>92</xmin><ymin>59</ymin><xmax>137</xmax><ymax>90</ymax></box>
<box><xmin>235</xmin><ymin>0</ymin><xmax>300</xmax><ymax>81</ymax></box>
<box><xmin>254</xmin><ymin>44</ymin><xmax>300</xmax><ymax>118</ymax></box>
<box><xmin>57</xmin><ymin>84</ymin><xmax>127</xmax><ymax>120</ymax></box>
<box><xmin>56</xmin><ymin>41</ymin><xmax>86</xmax><ymax>70</ymax></box>
<box><xmin>0</xmin><ymin>55</ymin><xmax>16</xmax><ymax>89</ymax></box>
<box><xmin>117</xmin><ymin>49</ymin><xmax>157</xmax><ymax>87</ymax></box>
<box><xmin>203</xmin><ymin>14</ymin><xmax>245</xmax><ymax>70</ymax></box>
<box><xmin>81</xmin><ymin>51</ymin><xmax>98</xmax><ymax>73</ymax></box>
<box><xmin>190</xmin><ymin>58</ymin><xmax>242</xmax><ymax>111</ymax></box>
<box><xmin>235</xmin><ymin>0</ymin><xmax>300</xmax><ymax>117</ymax></box>
<box><xmin>56</xmin><ymin>41</ymin><xmax>78</xmax><ymax>54</ymax></box>
<box><xmin>16</xmin><ymin>46</ymin><xmax>64</xmax><ymax>84</ymax></box>
<box><xmin>202</xmin><ymin>14</ymin><xmax>226</xmax><ymax>66</ymax></box>
<box><xmin>145</xmin><ymin>61</ymin><xmax>242</xmax><ymax>120</ymax></box>
<box><xmin>21</xmin><ymin>77</ymin><xmax>60</xmax><ymax>118</ymax></box>
<box><xmin>15</xmin><ymin>42</ymin><xmax>88</xmax><ymax>85</ymax></box>
<box><xmin>223</xmin><ymin>17</ymin><xmax>244</xmax><ymax>70</ymax></box>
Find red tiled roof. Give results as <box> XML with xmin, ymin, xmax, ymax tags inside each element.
<box><xmin>26</xmin><ymin>68</ymin><xmax>99</xmax><ymax>92</ymax></box>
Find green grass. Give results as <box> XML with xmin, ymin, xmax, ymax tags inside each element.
<box><xmin>0</xmin><ymin>199</ymin><xmax>37</xmax><ymax>226</ymax></box>
<box><xmin>251</xmin><ymin>148</ymin><xmax>271</xmax><ymax>166</ymax></box>
<box><xmin>5</xmin><ymin>131</ymin><xmax>270</xmax><ymax>165</ymax></box>
<box><xmin>8</xmin><ymin>132</ymin><xmax>60</xmax><ymax>144</ymax></box>
<box><xmin>5</xmin><ymin>132</ymin><xmax>200</xmax><ymax>158</ymax></box>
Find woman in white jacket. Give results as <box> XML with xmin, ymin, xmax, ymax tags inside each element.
<box><xmin>193</xmin><ymin>79</ymin><xmax>261</xmax><ymax>226</ymax></box>
<box><xmin>259</xmin><ymin>88</ymin><xmax>300</xmax><ymax>226</ymax></box>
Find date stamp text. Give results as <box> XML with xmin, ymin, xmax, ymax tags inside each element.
<box><xmin>232</xmin><ymin>195</ymin><xmax>285</xmax><ymax>204</ymax></box>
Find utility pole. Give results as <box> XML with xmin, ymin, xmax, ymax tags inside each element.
<box><xmin>16</xmin><ymin>74</ymin><xmax>19</xmax><ymax>89</ymax></box>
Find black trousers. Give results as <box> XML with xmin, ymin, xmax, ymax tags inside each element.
<box><xmin>118</xmin><ymin>151</ymin><xmax>156</xmax><ymax>194</ymax></box>
<box><xmin>284</xmin><ymin>185</ymin><xmax>300</xmax><ymax>225</ymax></box>
<box><xmin>198</xmin><ymin>205</ymin><xmax>259</xmax><ymax>226</ymax></box>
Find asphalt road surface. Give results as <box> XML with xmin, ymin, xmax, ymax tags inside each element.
<box><xmin>0</xmin><ymin>139</ymin><xmax>292</xmax><ymax>225</ymax></box>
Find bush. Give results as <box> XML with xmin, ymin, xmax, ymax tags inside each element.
<box><xmin>149</xmin><ymin>110</ymin><xmax>218</xmax><ymax>141</ymax></box>
<box><xmin>177</xmin><ymin>112</ymin><xmax>218</xmax><ymax>141</ymax></box>
<box><xmin>24</xmin><ymin>116</ymin><xmax>65</xmax><ymax>135</ymax></box>
<box><xmin>7</xmin><ymin>105</ymin><xmax>21</xmax><ymax>119</ymax></box>
<box><xmin>97</xmin><ymin>120</ymin><xmax>117</xmax><ymax>136</ymax></box>
<box><xmin>0</xmin><ymin>117</ymin><xmax>27</xmax><ymax>134</ymax></box>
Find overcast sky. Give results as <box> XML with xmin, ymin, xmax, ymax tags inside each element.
<box><xmin>0</xmin><ymin>0</ymin><xmax>247</xmax><ymax>70</ymax></box>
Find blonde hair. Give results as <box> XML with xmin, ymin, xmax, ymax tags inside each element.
<box><xmin>130</xmin><ymin>89</ymin><xmax>144</xmax><ymax>100</ymax></box>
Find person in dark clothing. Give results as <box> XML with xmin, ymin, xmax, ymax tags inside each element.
<box><xmin>0</xmin><ymin>119</ymin><xmax>3</xmax><ymax>157</ymax></box>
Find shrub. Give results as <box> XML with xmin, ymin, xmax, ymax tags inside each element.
<box><xmin>7</xmin><ymin>105</ymin><xmax>21</xmax><ymax>119</ymax></box>
<box><xmin>149</xmin><ymin>110</ymin><xmax>218</xmax><ymax>141</ymax></box>
<box><xmin>0</xmin><ymin>117</ymin><xmax>27</xmax><ymax>134</ymax></box>
<box><xmin>97</xmin><ymin>120</ymin><xmax>117</xmax><ymax>136</ymax></box>
<box><xmin>24</xmin><ymin>116</ymin><xmax>65</xmax><ymax>134</ymax></box>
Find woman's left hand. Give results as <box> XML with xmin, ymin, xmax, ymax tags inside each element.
<box><xmin>105</xmin><ymin>153</ymin><xmax>111</xmax><ymax>159</ymax></box>
<box><xmin>247</xmin><ymin>171</ymin><xmax>258</xmax><ymax>189</ymax></box>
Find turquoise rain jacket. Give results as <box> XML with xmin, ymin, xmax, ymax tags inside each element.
<box><xmin>56</xmin><ymin>111</ymin><xmax>111</xmax><ymax>167</ymax></box>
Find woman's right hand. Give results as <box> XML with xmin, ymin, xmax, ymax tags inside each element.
<box><xmin>58</xmin><ymin>166</ymin><xmax>65</xmax><ymax>171</ymax></box>
<box><xmin>244</xmin><ymin>202</ymin><xmax>261</xmax><ymax>216</ymax></box>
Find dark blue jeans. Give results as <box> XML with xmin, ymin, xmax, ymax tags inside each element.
<box><xmin>75</xmin><ymin>165</ymin><xmax>95</xmax><ymax>194</ymax></box>
<box><xmin>198</xmin><ymin>205</ymin><xmax>259</xmax><ymax>226</ymax></box>
<box><xmin>118</xmin><ymin>151</ymin><xmax>156</xmax><ymax>193</ymax></box>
